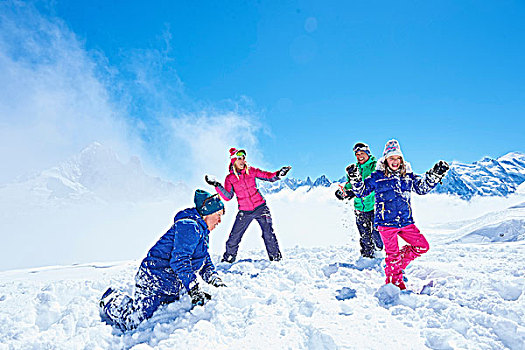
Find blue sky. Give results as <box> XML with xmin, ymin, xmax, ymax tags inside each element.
<box><xmin>1</xmin><ymin>1</ymin><xmax>524</xmax><ymax>183</ymax></box>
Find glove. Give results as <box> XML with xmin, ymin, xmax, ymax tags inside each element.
<box><xmin>432</xmin><ymin>160</ymin><xmax>449</xmax><ymax>176</ymax></box>
<box><xmin>208</xmin><ymin>274</ymin><xmax>227</xmax><ymax>288</ymax></box>
<box><xmin>346</xmin><ymin>164</ymin><xmax>362</xmax><ymax>184</ymax></box>
<box><xmin>335</xmin><ymin>189</ymin><xmax>346</xmax><ymax>200</ymax></box>
<box><xmin>277</xmin><ymin>166</ymin><xmax>291</xmax><ymax>178</ymax></box>
<box><xmin>205</xmin><ymin>175</ymin><xmax>221</xmax><ymax>187</ymax></box>
<box><xmin>426</xmin><ymin>160</ymin><xmax>449</xmax><ymax>184</ymax></box>
<box><xmin>188</xmin><ymin>283</ymin><xmax>211</xmax><ymax>306</ymax></box>
<box><xmin>336</xmin><ymin>188</ymin><xmax>356</xmax><ymax>200</ymax></box>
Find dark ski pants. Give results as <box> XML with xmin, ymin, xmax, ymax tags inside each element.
<box><xmin>355</xmin><ymin>210</ymin><xmax>384</xmax><ymax>257</ymax></box>
<box><xmin>223</xmin><ymin>203</ymin><xmax>281</xmax><ymax>261</ymax></box>
<box><xmin>100</xmin><ymin>266</ymin><xmax>181</xmax><ymax>331</ymax></box>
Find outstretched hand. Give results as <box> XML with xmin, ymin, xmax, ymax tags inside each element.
<box><xmin>426</xmin><ymin>160</ymin><xmax>450</xmax><ymax>184</ymax></box>
<box><xmin>346</xmin><ymin>164</ymin><xmax>362</xmax><ymax>184</ymax></box>
<box><xmin>335</xmin><ymin>188</ymin><xmax>355</xmax><ymax>200</ymax></box>
<box><xmin>205</xmin><ymin>175</ymin><xmax>221</xmax><ymax>187</ymax></box>
<box><xmin>432</xmin><ymin>160</ymin><xmax>449</xmax><ymax>176</ymax></box>
<box><xmin>335</xmin><ymin>189</ymin><xmax>346</xmax><ymax>200</ymax></box>
<box><xmin>278</xmin><ymin>166</ymin><xmax>292</xmax><ymax>178</ymax></box>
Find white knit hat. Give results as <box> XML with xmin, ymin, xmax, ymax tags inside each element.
<box><xmin>382</xmin><ymin>139</ymin><xmax>404</xmax><ymax>159</ymax></box>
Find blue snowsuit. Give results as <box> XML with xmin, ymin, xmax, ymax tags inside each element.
<box><xmin>100</xmin><ymin>208</ymin><xmax>218</xmax><ymax>331</ymax></box>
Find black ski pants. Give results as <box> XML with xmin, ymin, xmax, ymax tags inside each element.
<box><xmin>223</xmin><ymin>203</ymin><xmax>281</xmax><ymax>261</ymax></box>
<box><xmin>355</xmin><ymin>210</ymin><xmax>383</xmax><ymax>257</ymax></box>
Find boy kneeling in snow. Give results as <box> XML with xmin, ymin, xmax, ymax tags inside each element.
<box><xmin>99</xmin><ymin>189</ymin><xmax>226</xmax><ymax>331</ymax></box>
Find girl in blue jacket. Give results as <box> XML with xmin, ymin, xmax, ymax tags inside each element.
<box><xmin>346</xmin><ymin>139</ymin><xmax>449</xmax><ymax>290</ymax></box>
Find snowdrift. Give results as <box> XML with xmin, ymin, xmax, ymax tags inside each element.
<box><xmin>1</xmin><ymin>242</ymin><xmax>524</xmax><ymax>349</ymax></box>
<box><xmin>452</xmin><ymin>219</ymin><xmax>525</xmax><ymax>244</ymax></box>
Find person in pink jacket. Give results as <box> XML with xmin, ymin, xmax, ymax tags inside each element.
<box><xmin>205</xmin><ymin>148</ymin><xmax>291</xmax><ymax>263</ymax></box>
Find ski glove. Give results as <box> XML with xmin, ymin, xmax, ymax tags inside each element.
<box><xmin>188</xmin><ymin>283</ymin><xmax>211</xmax><ymax>306</ymax></box>
<box><xmin>426</xmin><ymin>160</ymin><xmax>449</xmax><ymax>184</ymax></box>
<box><xmin>432</xmin><ymin>160</ymin><xmax>449</xmax><ymax>176</ymax></box>
<box><xmin>335</xmin><ymin>189</ymin><xmax>346</xmax><ymax>200</ymax></box>
<box><xmin>277</xmin><ymin>166</ymin><xmax>292</xmax><ymax>178</ymax></box>
<box><xmin>205</xmin><ymin>175</ymin><xmax>221</xmax><ymax>187</ymax></box>
<box><xmin>208</xmin><ymin>274</ymin><xmax>227</xmax><ymax>288</ymax></box>
<box><xmin>335</xmin><ymin>188</ymin><xmax>355</xmax><ymax>200</ymax></box>
<box><xmin>346</xmin><ymin>164</ymin><xmax>362</xmax><ymax>184</ymax></box>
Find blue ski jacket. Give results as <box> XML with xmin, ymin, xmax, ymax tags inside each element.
<box><xmin>352</xmin><ymin>162</ymin><xmax>439</xmax><ymax>228</ymax></box>
<box><xmin>139</xmin><ymin>208</ymin><xmax>217</xmax><ymax>293</ymax></box>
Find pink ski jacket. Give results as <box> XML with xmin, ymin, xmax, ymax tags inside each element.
<box><xmin>216</xmin><ymin>166</ymin><xmax>279</xmax><ymax>211</ymax></box>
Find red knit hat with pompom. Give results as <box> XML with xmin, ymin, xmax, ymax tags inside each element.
<box><xmin>230</xmin><ymin>147</ymin><xmax>246</xmax><ymax>159</ymax></box>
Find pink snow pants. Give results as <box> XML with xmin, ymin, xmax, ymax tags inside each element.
<box><xmin>378</xmin><ymin>224</ymin><xmax>429</xmax><ymax>286</ymax></box>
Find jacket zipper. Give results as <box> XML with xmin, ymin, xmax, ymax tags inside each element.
<box><xmin>241</xmin><ymin>172</ymin><xmax>255</xmax><ymax>209</ymax></box>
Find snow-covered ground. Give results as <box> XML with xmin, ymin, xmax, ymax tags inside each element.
<box><xmin>1</xmin><ymin>188</ymin><xmax>524</xmax><ymax>349</ymax></box>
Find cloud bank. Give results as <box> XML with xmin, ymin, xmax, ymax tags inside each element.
<box><xmin>0</xmin><ymin>2</ymin><xmax>267</xmax><ymax>270</ymax></box>
<box><xmin>0</xmin><ymin>2</ymin><xmax>131</xmax><ymax>182</ymax></box>
<box><xmin>0</xmin><ymin>1</ymin><xmax>265</xmax><ymax>185</ymax></box>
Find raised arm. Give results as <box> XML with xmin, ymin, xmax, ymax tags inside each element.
<box><xmin>216</xmin><ymin>176</ymin><xmax>235</xmax><ymax>201</ymax></box>
<box><xmin>346</xmin><ymin>164</ymin><xmax>376</xmax><ymax>198</ymax></box>
<box><xmin>413</xmin><ymin>160</ymin><xmax>449</xmax><ymax>195</ymax></box>
<box><xmin>352</xmin><ymin>176</ymin><xmax>376</xmax><ymax>198</ymax></box>
<box><xmin>411</xmin><ymin>173</ymin><xmax>436</xmax><ymax>195</ymax></box>
<box><xmin>251</xmin><ymin>167</ymin><xmax>280</xmax><ymax>182</ymax></box>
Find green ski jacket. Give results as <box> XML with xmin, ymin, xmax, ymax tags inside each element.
<box><xmin>344</xmin><ymin>155</ymin><xmax>376</xmax><ymax>212</ymax></box>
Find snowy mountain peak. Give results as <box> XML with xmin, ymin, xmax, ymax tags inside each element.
<box><xmin>260</xmin><ymin>152</ymin><xmax>525</xmax><ymax>200</ymax></box>
<box><xmin>312</xmin><ymin>175</ymin><xmax>332</xmax><ymax>188</ymax></box>
<box><xmin>259</xmin><ymin>174</ymin><xmax>327</xmax><ymax>194</ymax></box>
<box><xmin>498</xmin><ymin>152</ymin><xmax>525</xmax><ymax>169</ymax></box>
<box><xmin>2</xmin><ymin>143</ymin><xmax>185</xmax><ymax>205</ymax></box>
<box><xmin>434</xmin><ymin>152</ymin><xmax>525</xmax><ymax>200</ymax></box>
<box><xmin>80</xmin><ymin>141</ymin><xmax>104</xmax><ymax>154</ymax></box>
<box><xmin>498</xmin><ymin>151</ymin><xmax>525</xmax><ymax>161</ymax></box>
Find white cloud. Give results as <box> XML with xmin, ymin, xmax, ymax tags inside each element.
<box><xmin>0</xmin><ymin>2</ymin><xmax>136</xmax><ymax>183</ymax></box>
<box><xmin>165</xmin><ymin>110</ymin><xmax>264</xmax><ymax>187</ymax></box>
<box><xmin>0</xmin><ymin>2</ymin><xmax>266</xmax><ymax>186</ymax></box>
<box><xmin>0</xmin><ymin>2</ymin><xmax>266</xmax><ymax>271</ymax></box>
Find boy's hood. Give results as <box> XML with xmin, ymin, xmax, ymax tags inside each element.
<box><xmin>173</xmin><ymin>208</ymin><xmax>207</xmax><ymax>231</ymax></box>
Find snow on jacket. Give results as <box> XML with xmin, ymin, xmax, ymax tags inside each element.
<box><xmin>344</xmin><ymin>155</ymin><xmax>377</xmax><ymax>212</ymax></box>
<box><xmin>351</xmin><ymin>161</ymin><xmax>440</xmax><ymax>228</ymax></box>
<box><xmin>216</xmin><ymin>166</ymin><xmax>279</xmax><ymax>211</ymax></box>
<box><xmin>139</xmin><ymin>208</ymin><xmax>216</xmax><ymax>292</ymax></box>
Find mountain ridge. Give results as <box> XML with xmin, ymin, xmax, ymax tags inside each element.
<box><xmin>258</xmin><ymin>152</ymin><xmax>525</xmax><ymax>200</ymax></box>
<box><xmin>0</xmin><ymin>142</ymin><xmax>187</xmax><ymax>206</ymax></box>
<box><xmin>3</xmin><ymin>144</ymin><xmax>524</xmax><ymax>203</ymax></box>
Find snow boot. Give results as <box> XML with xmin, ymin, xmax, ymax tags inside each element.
<box><xmin>99</xmin><ymin>287</ymin><xmax>117</xmax><ymax>324</ymax></box>
<box><xmin>99</xmin><ymin>287</ymin><xmax>116</xmax><ymax>311</ymax></box>
<box><xmin>221</xmin><ymin>253</ymin><xmax>236</xmax><ymax>263</ymax></box>
<box><xmin>362</xmin><ymin>251</ymin><xmax>375</xmax><ymax>259</ymax></box>
<box><xmin>269</xmin><ymin>252</ymin><xmax>282</xmax><ymax>262</ymax></box>
<box><xmin>391</xmin><ymin>273</ymin><xmax>407</xmax><ymax>290</ymax></box>
<box><xmin>99</xmin><ymin>287</ymin><xmax>132</xmax><ymax>330</ymax></box>
<box><xmin>385</xmin><ymin>275</ymin><xmax>407</xmax><ymax>291</ymax></box>
<box><xmin>392</xmin><ymin>280</ymin><xmax>407</xmax><ymax>291</ymax></box>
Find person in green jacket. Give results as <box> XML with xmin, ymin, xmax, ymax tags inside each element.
<box><xmin>336</xmin><ymin>142</ymin><xmax>384</xmax><ymax>258</ymax></box>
